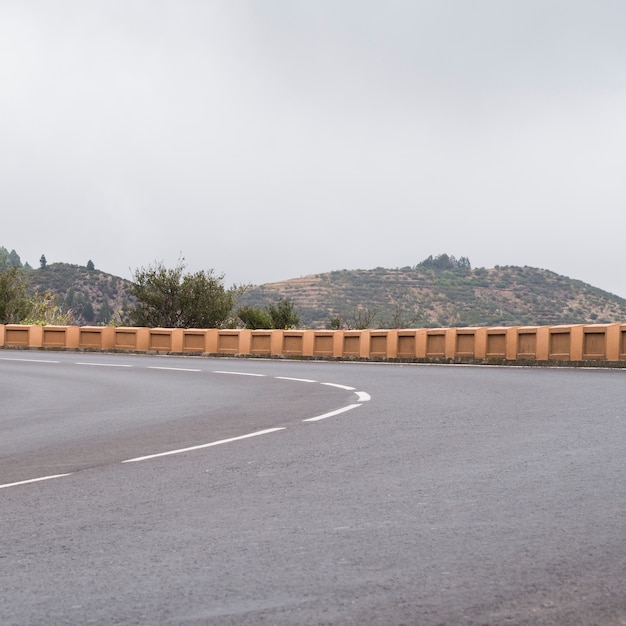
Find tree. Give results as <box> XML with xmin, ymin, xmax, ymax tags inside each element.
<box><xmin>343</xmin><ymin>306</ymin><xmax>378</xmax><ymax>330</ymax></box>
<box><xmin>0</xmin><ymin>266</ymin><xmax>30</xmax><ymax>323</ymax></box>
<box><xmin>39</xmin><ymin>254</ymin><xmax>47</xmax><ymax>269</ymax></box>
<box><xmin>86</xmin><ymin>259</ymin><xmax>95</xmax><ymax>271</ymax></box>
<box><xmin>128</xmin><ymin>259</ymin><xmax>242</xmax><ymax>328</ymax></box>
<box><xmin>8</xmin><ymin>249</ymin><xmax>21</xmax><ymax>268</ymax></box>
<box><xmin>82</xmin><ymin>298</ymin><xmax>95</xmax><ymax>322</ymax></box>
<box><xmin>237</xmin><ymin>298</ymin><xmax>301</xmax><ymax>330</ymax></box>
<box><xmin>267</xmin><ymin>298</ymin><xmax>301</xmax><ymax>329</ymax></box>
<box><xmin>96</xmin><ymin>300</ymin><xmax>112</xmax><ymax>325</ymax></box>
<box><xmin>236</xmin><ymin>305</ymin><xmax>272</xmax><ymax>329</ymax></box>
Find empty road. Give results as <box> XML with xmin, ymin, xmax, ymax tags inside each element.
<box><xmin>1</xmin><ymin>351</ymin><xmax>625</xmax><ymax>625</ymax></box>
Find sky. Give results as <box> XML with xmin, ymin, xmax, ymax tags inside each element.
<box><xmin>2</xmin><ymin>1</ymin><xmax>626</xmax><ymax>296</ymax></box>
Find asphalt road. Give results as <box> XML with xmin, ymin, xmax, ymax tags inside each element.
<box><xmin>1</xmin><ymin>351</ymin><xmax>625</xmax><ymax>625</ymax></box>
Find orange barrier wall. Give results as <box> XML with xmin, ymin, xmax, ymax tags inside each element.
<box><xmin>2</xmin><ymin>323</ymin><xmax>626</xmax><ymax>365</ymax></box>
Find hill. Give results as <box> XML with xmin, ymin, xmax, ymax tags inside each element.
<box><xmin>239</xmin><ymin>260</ymin><xmax>626</xmax><ymax>329</ymax></box>
<box><xmin>28</xmin><ymin>263</ymin><xmax>134</xmax><ymax>325</ymax></box>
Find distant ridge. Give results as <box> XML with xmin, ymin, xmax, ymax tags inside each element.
<box><xmin>239</xmin><ymin>262</ymin><xmax>626</xmax><ymax>329</ymax></box>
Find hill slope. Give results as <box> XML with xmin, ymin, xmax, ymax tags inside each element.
<box><xmin>240</xmin><ymin>264</ymin><xmax>626</xmax><ymax>329</ymax></box>
<box><xmin>28</xmin><ymin>263</ymin><xmax>134</xmax><ymax>325</ymax></box>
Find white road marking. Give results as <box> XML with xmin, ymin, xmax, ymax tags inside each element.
<box><xmin>75</xmin><ymin>362</ymin><xmax>132</xmax><ymax>368</ymax></box>
<box><xmin>0</xmin><ymin>357</ymin><xmax>60</xmax><ymax>363</ymax></box>
<box><xmin>356</xmin><ymin>391</ymin><xmax>371</xmax><ymax>402</ymax></box>
<box><xmin>303</xmin><ymin>404</ymin><xmax>363</xmax><ymax>422</ymax></box>
<box><xmin>275</xmin><ymin>376</ymin><xmax>317</xmax><ymax>383</ymax></box>
<box><xmin>122</xmin><ymin>427</ymin><xmax>286</xmax><ymax>463</ymax></box>
<box><xmin>213</xmin><ymin>370</ymin><xmax>266</xmax><ymax>377</ymax></box>
<box><xmin>0</xmin><ymin>473</ymin><xmax>72</xmax><ymax>490</ymax></box>
<box><xmin>322</xmin><ymin>382</ymin><xmax>356</xmax><ymax>391</ymax></box>
<box><xmin>148</xmin><ymin>366</ymin><xmax>202</xmax><ymax>372</ymax></box>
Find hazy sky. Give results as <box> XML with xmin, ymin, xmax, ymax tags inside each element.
<box><xmin>2</xmin><ymin>1</ymin><xmax>626</xmax><ymax>296</ymax></box>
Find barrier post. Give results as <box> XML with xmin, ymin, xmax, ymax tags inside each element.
<box><xmin>359</xmin><ymin>330</ymin><xmax>371</xmax><ymax>359</ymax></box>
<box><xmin>302</xmin><ymin>330</ymin><xmax>315</xmax><ymax>357</ymax></box>
<box><xmin>415</xmin><ymin>329</ymin><xmax>427</xmax><ymax>358</ymax></box>
<box><xmin>570</xmin><ymin>325</ymin><xmax>584</xmax><ymax>361</ymax></box>
<box><xmin>271</xmin><ymin>330</ymin><xmax>285</xmax><ymax>356</ymax></box>
<box><xmin>620</xmin><ymin>324</ymin><xmax>626</xmax><ymax>360</ymax></box>
<box><xmin>30</xmin><ymin>325</ymin><xmax>43</xmax><ymax>348</ymax></box>
<box><xmin>332</xmin><ymin>331</ymin><xmax>344</xmax><ymax>358</ymax></box>
<box><xmin>535</xmin><ymin>326</ymin><xmax>550</xmax><ymax>360</ymax></box>
<box><xmin>605</xmin><ymin>323</ymin><xmax>620</xmax><ymax>361</ymax></box>
<box><xmin>505</xmin><ymin>327</ymin><xmax>518</xmax><ymax>360</ymax></box>
<box><xmin>474</xmin><ymin>327</ymin><xmax>487</xmax><ymax>358</ymax></box>
<box><xmin>205</xmin><ymin>329</ymin><xmax>218</xmax><ymax>353</ymax></box>
<box><xmin>385</xmin><ymin>330</ymin><xmax>398</xmax><ymax>359</ymax></box>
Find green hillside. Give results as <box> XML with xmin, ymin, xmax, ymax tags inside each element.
<box><xmin>28</xmin><ymin>262</ymin><xmax>134</xmax><ymax>326</ymax></box>
<box><xmin>239</xmin><ymin>257</ymin><xmax>626</xmax><ymax>329</ymax></box>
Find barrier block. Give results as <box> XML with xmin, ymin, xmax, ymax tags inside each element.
<box><xmin>455</xmin><ymin>328</ymin><xmax>478</xmax><ymax>358</ymax></box>
<box><xmin>425</xmin><ymin>329</ymin><xmax>446</xmax><ymax>357</ymax></box>
<box><xmin>583</xmin><ymin>325</ymin><xmax>608</xmax><ymax>360</ymax></box>
<box><xmin>342</xmin><ymin>332</ymin><xmax>361</xmax><ymax>358</ymax></box>
<box><xmin>369</xmin><ymin>331</ymin><xmax>389</xmax><ymax>358</ymax></box>
<box><xmin>182</xmin><ymin>330</ymin><xmax>207</xmax><ymax>353</ymax></box>
<box><xmin>517</xmin><ymin>327</ymin><xmax>538</xmax><ymax>359</ymax></box>
<box><xmin>42</xmin><ymin>325</ymin><xmax>79</xmax><ymax>349</ymax></box>
<box><xmin>397</xmin><ymin>331</ymin><xmax>416</xmax><ymax>358</ymax></box>
<box><xmin>148</xmin><ymin>328</ymin><xmax>183</xmax><ymax>352</ymax></box>
<box><xmin>486</xmin><ymin>328</ymin><xmax>507</xmax><ymax>358</ymax></box>
<box><xmin>79</xmin><ymin>326</ymin><xmax>115</xmax><ymax>350</ymax></box>
<box><xmin>114</xmin><ymin>327</ymin><xmax>150</xmax><ymax>351</ymax></box>
<box><xmin>249</xmin><ymin>331</ymin><xmax>271</xmax><ymax>355</ymax></box>
<box><xmin>5</xmin><ymin>324</ymin><xmax>41</xmax><ymax>347</ymax></box>
<box><xmin>312</xmin><ymin>331</ymin><xmax>335</xmax><ymax>357</ymax></box>
<box><xmin>282</xmin><ymin>331</ymin><xmax>304</xmax><ymax>356</ymax></box>
<box><xmin>217</xmin><ymin>331</ymin><xmax>241</xmax><ymax>354</ymax></box>
<box><xmin>548</xmin><ymin>325</ymin><xmax>572</xmax><ymax>361</ymax></box>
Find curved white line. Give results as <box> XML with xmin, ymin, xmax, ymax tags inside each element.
<box><xmin>303</xmin><ymin>404</ymin><xmax>362</xmax><ymax>422</ymax></box>
<box><xmin>122</xmin><ymin>427</ymin><xmax>285</xmax><ymax>463</ymax></box>
<box><xmin>322</xmin><ymin>382</ymin><xmax>356</xmax><ymax>391</ymax></box>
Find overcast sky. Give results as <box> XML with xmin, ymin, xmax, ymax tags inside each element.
<box><xmin>2</xmin><ymin>1</ymin><xmax>625</xmax><ymax>296</ymax></box>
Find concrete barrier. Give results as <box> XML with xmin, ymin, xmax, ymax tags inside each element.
<box><xmin>1</xmin><ymin>323</ymin><xmax>626</xmax><ymax>366</ymax></box>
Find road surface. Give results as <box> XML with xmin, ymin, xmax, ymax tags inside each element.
<box><xmin>1</xmin><ymin>351</ymin><xmax>625</xmax><ymax>625</ymax></box>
